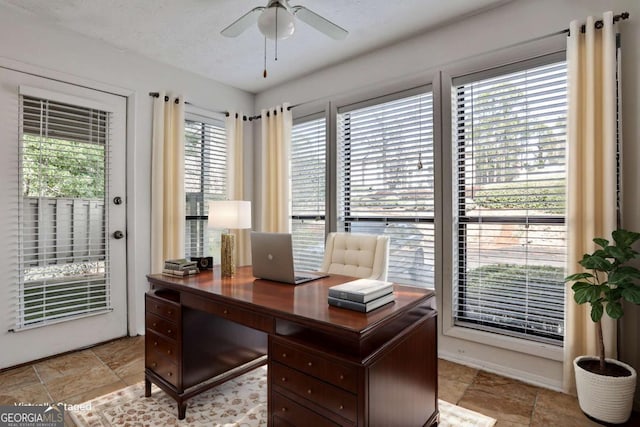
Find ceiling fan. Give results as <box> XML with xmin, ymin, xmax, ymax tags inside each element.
<box><xmin>221</xmin><ymin>0</ymin><xmax>348</xmax><ymax>41</ymax></box>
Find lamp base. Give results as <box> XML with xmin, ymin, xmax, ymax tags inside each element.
<box><xmin>221</xmin><ymin>233</ymin><xmax>236</xmax><ymax>277</ymax></box>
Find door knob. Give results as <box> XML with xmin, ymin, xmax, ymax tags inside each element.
<box><xmin>113</xmin><ymin>230</ymin><xmax>124</xmax><ymax>239</ymax></box>
<box><xmin>113</xmin><ymin>196</ymin><xmax>123</xmax><ymax>205</ymax></box>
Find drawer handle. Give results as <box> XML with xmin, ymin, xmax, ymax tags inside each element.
<box><xmin>168</xmin><ymin>372</ymin><xmax>173</xmax><ymax>377</ymax></box>
<box><xmin>282</xmin><ymin>353</ymin><xmax>287</xmax><ymax>358</ymax></box>
<box><xmin>167</xmin><ymin>329</ymin><xmax>172</xmax><ymax>334</ymax></box>
<box><xmin>167</xmin><ymin>310</ymin><xmax>172</xmax><ymax>315</ymax></box>
<box><xmin>281</xmin><ymin>377</ymin><xmax>286</xmax><ymax>382</ymax></box>
<box><xmin>339</xmin><ymin>374</ymin><xmax>345</xmax><ymax>380</ymax></box>
<box><xmin>153</xmin><ymin>341</ymin><xmax>158</xmax><ymax>347</ymax></box>
<box><xmin>223</xmin><ymin>309</ymin><xmax>228</xmax><ymax>315</ymax></box>
<box><xmin>151</xmin><ymin>362</ymin><xmax>157</xmax><ymax>368</ymax></box>
<box><xmin>307</xmin><ymin>389</ymin><xmax>312</xmax><ymax>394</ymax></box>
<box><xmin>281</xmin><ymin>407</ymin><xmax>287</xmax><ymax>412</ymax></box>
<box><xmin>307</xmin><ymin>361</ymin><xmax>313</xmax><ymax>367</ymax></box>
<box><xmin>167</xmin><ymin>350</ymin><xmax>172</xmax><ymax>355</ymax></box>
<box><xmin>152</xmin><ymin>322</ymin><xmax>157</xmax><ymax>327</ymax></box>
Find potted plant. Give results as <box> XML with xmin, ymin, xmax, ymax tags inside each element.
<box><xmin>564</xmin><ymin>229</ymin><xmax>640</xmax><ymax>424</ymax></box>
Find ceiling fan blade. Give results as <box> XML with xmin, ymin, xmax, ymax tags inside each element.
<box><xmin>221</xmin><ymin>7</ymin><xmax>265</xmax><ymax>37</ymax></box>
<box><xmin>292</xmin><ymin>6</ymin><xmax>348</xmax><ymax>40</ymax></box>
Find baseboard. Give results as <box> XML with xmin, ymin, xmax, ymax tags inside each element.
<box><xmin>439</xmin><ymin>349</ymin><xmax>564</xmax><ymax>392</ymax></box>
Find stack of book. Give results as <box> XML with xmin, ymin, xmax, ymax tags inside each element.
<box><xmin>163</xmin><ymin>258</ymin><xmax>199</xmax><ymax>277</ymax></box>
<box><xmin>328</xmin><ymin>278</ymin><xmax>395</xmax><ymax>312</ymax></box>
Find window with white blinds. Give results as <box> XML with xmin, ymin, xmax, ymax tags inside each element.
<box><xmin>184</xmin><ymin>116</ymin><xmax>227</xmax><ymax>262</ymax></box>
<box><xmin>452</xmin><ymin>54</ymin><xmax>567</xmax><ymax>344</ymax></box>
<box><xmin>337</xmin><ymin>88</ymin><xmax>435</xmax><ymax>287</ymax></box>
<box><xmin>19</xmin><ymin>95</ymin><xmax>111</xmax><ymax>328</ymax></box>
<box><xmin>291</xmin><ymin>115</ymin><xmax>326</xmax><ymax>271</ymax></box>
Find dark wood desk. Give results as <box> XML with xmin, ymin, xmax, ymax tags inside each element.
<box><xmin>145</xmin><ymin>266</ymin><xmax>438</xmax><ymax>426</ymax></box>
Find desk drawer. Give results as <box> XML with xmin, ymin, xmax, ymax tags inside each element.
<box><xmin>146</xmin><ymin>330</ymin><xmax>178</xmax><ymax>363</ymax></box>
<box><xmin>146</xmin><ymin>312</ymin><xmax>178</xmax><ymax>340</ymax></box>
<box><xmin>146</xmin><ymin>292</ymin><xmax>180</xmax><ymax>323</ymax></box>
<box><xmin>272</xmin><ymin>362</ymin><xmax>357</xmax><ymax>423</ymax></box>
<box><xmin>183</xmin><ymin>293</ymin><xmax>273</xmax><ymax>333</ymax></box>
<box><xmin>146</xmin><ymin>350</ymin><xmax>179</xmax><ymax>388</ymax></box>
<box><xmin>272</xmin><ymin>391</ymin><xmax>340</xmax><ymax>427</ymax></box>
<box><xmin>271</xmin><ymin>338</ymin><xmax>357</xmax><ymax>393</ymax></box>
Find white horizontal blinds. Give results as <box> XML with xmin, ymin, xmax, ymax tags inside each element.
<box><xmin>453</xmin><ymin>56</ymin><xmax>567</xmax><ymax>344</ymax></box>
<box><xmin>19</xmin><ymin>95</ymin><xmax>111</xmax><ymax>328</ymax></box>
<box><xmin>337</xmin><ymin>88</ymin><xmax>435</xmax><ymax>287</ymax></box>
<box><xmin>184</xmin><ymin>117</ymin><xmax>226</xmax><ymax>261</ymax></box>
<box><xmin>291</xmin><ymin>115</ymin><xmax>326</xmax><ymax>271</ymax></box>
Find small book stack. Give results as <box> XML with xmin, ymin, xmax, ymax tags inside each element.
<box><xmin>163</xmin><ymin>258</ymin><xmax>199</xmax><ymax>277</ymax></box>
<box><xmin>328</xmin><ymin>278</ymin><xmax>395</xmax><ymax>313</ymax></box>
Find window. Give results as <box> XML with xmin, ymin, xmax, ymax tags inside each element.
<box><xmin>337</xmin><ymin>88</ymin><xmax>435</xmax><ymax>287</ymax></box>
<box><xmin>291</xmin><ymin>115</ymin><xmax>326</xmax><ymax>271</ymax></box>
<box><xmin>184</xmin><ymin>115</ymin><xmax>227</xmax><ymax>261</ymax></box>
<box><xmin>19</xmin><ymin>95</ymin><xmax>110</xmax><ymax>327</ymax></box>
<box><xmin>452</xmin><ymin>55</ymin><xmax>567</xmax><ymax>344</ymax></box>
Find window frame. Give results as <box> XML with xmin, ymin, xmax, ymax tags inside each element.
<box><xmin>440</xmin><ymin>48</ymin><xmax>567</xmax><ymax>360</ymax></box>
<box><xmin>335</xmin><ymin>84</ymin><xmax>437</xmax><ymax>287</ymax></box>
<box><xmin>290</xmin><ymin>110</ymin><xmax>328</xmax><ymax>271</ymax></box>
<box><xmin>183</xmin><ymin>110</ymin><xmax>227</xmax><ymax>261</ymax></box>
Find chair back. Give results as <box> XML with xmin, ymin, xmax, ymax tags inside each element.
<box><xmin>319</xmin><ymin>232</ymin><xmax>389</xmax><ymax>281</ymax></box>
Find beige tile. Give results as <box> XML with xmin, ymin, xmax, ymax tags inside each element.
<box><xmin>45</xmin><ymin>364</ymin><xmax>120</xmax><ymax>401</ymax></box>
<box><xmin>532</xmin><ymin>388</ymin><xmax>594</xmax><ymax>422</ymax></box>
<box><xmin>34</xmin><ymin>350</ymin><xmax>103</xmax><ymax>383</ymax></box>
<box><xmin>92</xmin><ymin>336</ymin><xmax>144</xmax><ymax>372</ymax></box>
<box><xmin>120</xmin><ymin>371</ymin><xmax>145</xmax><ymax>386</ymax></box>
<box><xmin>438</xmin><ymin>377</ymin><xmax>469</xmax><ymax>405</ymax></box>
<box><xmin>0</xmin><ymin>382</ymin><xmax>52</xmax><ymax>405</ymax></box>
<box><xmin>0</xmin><ymin>365</ymin><xmax>41</xmax><ymax>392</ymax></box>
<box><xmin>438</xmin><ymin>359</ymin><xmax>478</xmax><ymax>384</ymax></box>
<box><xmin>458</xmin><ymin>371</ymin><xmax>538</xmax><ymax>426</ymax></box>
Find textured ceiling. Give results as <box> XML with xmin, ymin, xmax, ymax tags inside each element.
<box><xmin>0</xmin><ymin>0</ymin><xmax>511</xmax><ymax>93</ymax></box>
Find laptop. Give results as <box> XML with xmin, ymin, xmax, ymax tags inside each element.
<box><xmin>250</xmin><ymin>232</ymin><xmax>328</xmax><ymax>285</ymax></box>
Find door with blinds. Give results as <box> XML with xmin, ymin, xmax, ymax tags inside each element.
<box><xmin>0</xmin><ymin>68</ymin><xmax>127</xmax><ymax>368</ymax></box>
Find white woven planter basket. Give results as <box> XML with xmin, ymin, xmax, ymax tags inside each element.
<box><xmin>574</xmin><ymin>356</ymin><xmax>637</xmax><ymax>424</ymax></box>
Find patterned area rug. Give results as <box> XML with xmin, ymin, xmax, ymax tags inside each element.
<box><xmin>70</xmin><ymin>366</ymin><xmax>495</xmax><ymax>427</ymax></box>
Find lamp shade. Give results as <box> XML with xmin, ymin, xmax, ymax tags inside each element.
<box><xmin>208</xmin><ymin>200</ymin><xmax>252</xmax><ymax>230</ymax></box>
<box><xmin>258</xmin><ymin>6</ymin><xmax>295</xmax><ymax>40</ymax></box>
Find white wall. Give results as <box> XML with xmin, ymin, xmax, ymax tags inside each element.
<box><xmin>0</xmin><ymin>5</ymin><xmax>255</xmax><ymax>339</ymax></box>
<box><xmin>256</xmin><ymin>0</ymin><xmax>640</xmax><ymax>394</ymax></box>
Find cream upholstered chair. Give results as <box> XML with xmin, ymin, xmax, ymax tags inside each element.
<box><xmin>319</xmin><ymin>232</ymin><xmax>390</xmax><ymax>281</ymax></box>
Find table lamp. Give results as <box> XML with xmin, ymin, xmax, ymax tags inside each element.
<box><xmin>208</xmin><ymin>200</ymin><xmax>252</xmax><ymax>277</ymax></box>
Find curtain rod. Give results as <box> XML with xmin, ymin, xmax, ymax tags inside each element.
<box><xmin>561</xmin><ymin>11</ymin><xmax>629</xmax><ymax>36</ymax></box>
<box><xmin>148</xmin><ymin>92</ymin><xmax>297</xmax><ymax>122</ymax></box>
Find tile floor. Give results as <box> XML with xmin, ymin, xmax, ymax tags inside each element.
<box><xmin>0</xmin><ymin>335</ymin><xmax>638</xmax><ymax>426</ymax></box>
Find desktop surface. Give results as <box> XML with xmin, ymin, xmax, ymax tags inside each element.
<box><xmin>147</xmin><ymin>266</ymin><xmax>435</xmax><ymax>334</ymax></box>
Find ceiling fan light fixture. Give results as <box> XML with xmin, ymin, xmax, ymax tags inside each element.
<box><xmin>258</xmin><ymin>6</ymin><xmax>295</xmax><ymax>40</ymax></box>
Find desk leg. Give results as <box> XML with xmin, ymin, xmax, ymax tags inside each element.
<box><xmin>178</xmin><ymin>401</ymin><xmax>187</xmax><ymax>420</ymax></box>
<box><xmin>144</xmin><ymin>377</ymin><xmax>151</xmax><ymax>397</ymax></box>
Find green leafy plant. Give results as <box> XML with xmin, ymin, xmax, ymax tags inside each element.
<box><xmin>564</xmin><ymin>229</ymin><xmax>640</xmax><ymax>372</ymax></box>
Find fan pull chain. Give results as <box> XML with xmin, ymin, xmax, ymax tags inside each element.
<box><xmin>263</xmin><ymin>35</ymin><xmax>267</xmax><ymax>78</ymax></box>
<box><xmin>275</xmin><ymin>6</ymin><xmax>279</xmax><ymax>61</ymax></box>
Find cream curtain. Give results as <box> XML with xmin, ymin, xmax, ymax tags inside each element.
<box><xmin>564</xmin><ymin>11</ymin><xmax>619</xmax><ymax>393</ymax></box>
<box><xmin>225</xmin><ymin>112</ymin><xmax>250</xmax><ymax>266</ymax></box>
<box><xmin>150</xmin><ymin>92</ymin><xmax>186</xmax><ymax>273</ymax></box>
<box><xmin>260</xmin><ymin>103</ymin><xmax>292</xmax><ymax>232</ymax></box>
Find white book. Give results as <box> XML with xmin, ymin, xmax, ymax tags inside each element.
<box><xmin>328</xmin><ymin>278</ymin><xmax>394</xmax><ymax>303</ymax></box>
